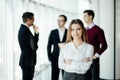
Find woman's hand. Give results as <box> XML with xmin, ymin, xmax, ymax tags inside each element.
<box><xmin>82</xmin><ymin>57</ymin><xmax>90</xmax><ymax>62</ymax></box>
<box><xmin>64</xmin><ymin>59</ymin><xmax>72</xmax><ymax>65</ymax></box>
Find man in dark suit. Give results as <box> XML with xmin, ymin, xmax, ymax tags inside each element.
<box><xmin>18</xmin><ymin>12</ymin><xmax>39</xmax><ymax>80</ymax></box>
<box><xmin>83</xmin><ymin>10</ymin><xmax>108</xmax><ymax>80</ymax></box>
<box><xmin>47</xmin><ymin>15</ymin><xmax>67</xmax><ymax>80</ymax></box>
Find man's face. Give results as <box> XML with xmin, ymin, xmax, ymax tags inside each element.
<box><xmin>83</xmin><ymin>13</ymin><xmax>91</xmax><ymax>24</ymax></box>
<box><xmin>58</xmin><ymin>17</ymin><xmax>66</xmax><ymax>28</ymax></box>
<box><xmin>28</xmin><ymin>17</ymin><xmax>34</xmax><ymax>26</ymax></box>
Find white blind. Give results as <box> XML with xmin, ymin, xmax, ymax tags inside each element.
<box><xmin>116</xmin><ymin>0</ymin><xmax>120</xmax><ymax>79</ymax></box>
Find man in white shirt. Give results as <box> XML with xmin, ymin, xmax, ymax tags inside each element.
<box><xmin>18</xmin><ymin>12</ymin><xmax>39</xmax><ymax>80</ymax></box>
<box><xmin>47</xmin><ymin>15</ymin><xmax>68</xmax><ymax>80</ymax></box>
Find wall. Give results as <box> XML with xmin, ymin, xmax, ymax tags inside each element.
<box><xmin>91</xmin><ymin>0</ymin><xmax>114</xmax><ymax>79</ymax></box>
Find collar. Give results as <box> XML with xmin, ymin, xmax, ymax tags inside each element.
<box><xmin>58</xmin><ymin>27</ymin><xmax>65</xmax><ymax>32</ymax></box>
<box><xmin>70</xmin><ymin>41</ymin><xmax>85</xmax><ymax>50</ymax></box>
<box><xmin>87</xmin><ymin>22</ymin><xmax>95</xmax><ymax>29</ymax></box>
<box><xmin>22</xmin><ymin>23</ymin><xmax>29</xmax><ymax>28</ymax></box>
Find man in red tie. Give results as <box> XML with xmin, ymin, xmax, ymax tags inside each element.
<box><xmin>83</xmin><ymin>10</ymin><xmax>108</xmax><ymax>80</ymax></box>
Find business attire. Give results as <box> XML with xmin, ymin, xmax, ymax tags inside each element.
<box><xmin>59</xmin><ymin>42</ymin><xmax>94</xmax><ymax>80</ymax></box>
<box><xmin>47</xmin><ymin>28</ymin><xmax>67</xmax><ymax>80</ymax></box>
<box><xmin>86</xmin><ymin>23</ymin><xmax>108</xmax><ymax>80</ymax></box>
<box><xmin>18</xmin><ymin>24</ymin><xmax>39</xmax><ymax>80</ymax></box>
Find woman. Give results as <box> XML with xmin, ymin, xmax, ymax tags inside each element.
<box><xmin>58</xmin><ymin>19</ymin><xmax>94</xmax><ymax>80</ymax></box>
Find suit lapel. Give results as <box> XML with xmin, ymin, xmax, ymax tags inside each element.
<box><xmin>21</xmin><ymin>25</ymin><xmax>35</xmax><ymax>50</ymax></box>
<box><xmin>21</xmin><ymin>24</ymin><xmax>34</xmax><ymax>37</ymax></box>
<box><xmin>62</xmin><ymin>29</ymin><xmax>67</xmax><ymax>42</ymax></box>
<box><xmin>56</xmin><ymin>28</ymin><xmax>67</xmax><ymax>43</ymax></box>
<box><xmin>56</xmin><ymin>29</ymin><xmax>61</xmax><ymax>42</ymax></box>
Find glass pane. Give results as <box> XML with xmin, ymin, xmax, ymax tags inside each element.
<box><xmin>116</xmin><ymin>0</ymin><xmax>120</xmax><ymax>79</ymax></box>
<box><xmin>0</xmin><ymin>0</ymin><xmax>5</xmax><ymax>79</ymax></box>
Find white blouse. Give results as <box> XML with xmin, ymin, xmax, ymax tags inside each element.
<box><xmin>59</xmin><ymin>42</ymin><xmax>94</xmax><ymax>74</ymax></box>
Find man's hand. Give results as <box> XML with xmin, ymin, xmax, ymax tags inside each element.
<box><xmin>33</xmin><ymin>25</ymin><xmax>39</xmax><ymax>34</ymax></box>
<box><xmin>93</xmin><ymin>55</ymin><xmax>97</xmax><ymax>59</ymax></box>
<box><xmin>82</xmin><ymin>57</ymin><xmax>90</xmax><ymax>62</ymax></box>
<box><xmin>64</xmin><ymin>59</ymin><xmax>72</xmax><ymax>65</ymax></box>
<box><xmin>58</xmin><ymin>43</ymin><xmax>65</xmax><ymax>48</ymax></box>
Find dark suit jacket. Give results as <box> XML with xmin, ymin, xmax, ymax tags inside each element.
<box><xmin>47</xmin><ymin>29</ymin><xmax>67</xmax><ymax>62</ymax></box>
<box><xmin>18</xmin><ymin>24</ymin><xmax>39</xmax><ymax>67</ymax></box>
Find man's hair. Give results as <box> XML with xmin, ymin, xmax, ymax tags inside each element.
<box><xmin>22</xmin><ymin>12</ymin><xmax>34</xmax><ymax>23</ymax></box>
<box><xmin>59</xmin><ymin>15</ymin><xmax>67</xmax><ymax>22</ymax></box>
<box><xmin>83</xmin><ymin>10</ymin><xmax>95</xmax><ymax>19</ymax></box>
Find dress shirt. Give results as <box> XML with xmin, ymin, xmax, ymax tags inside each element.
<box><xmin>87</xmin><ymin>22</ymin><xmax>100</xmax><ymax>58</ymax></box>
<box><xmin>22</xmin><ymin>23</ymin><xmax>29</xmax><ymax>28</ymax></box>
<box><xmin>59</xmin><ymin>42</ymin><xmax>94</xmax><ymax>74</ymax></box>
<box><xmin>58</xmin><ymin>27</ymin><xmax>65</xmax><ymax>42</ymax></box>
<box><xmin>87</xmin><ymin>22</ymin><xmax>95</xmax><ymax>29</ymax></box>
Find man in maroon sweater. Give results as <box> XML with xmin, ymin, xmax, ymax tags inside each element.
<box><xmin>83</xmin><ymin>10</ymin><xmax>108</xmax><ymax>80</ymax></box>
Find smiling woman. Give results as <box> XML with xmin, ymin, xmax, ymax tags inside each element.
<box><xmin>59</xmin><ymin>19</ymin><xmax>94</xmax><ymax>80</ymax></box>
<box><xmin>0</xmin><ymin>0</ymin><xmax>116</xmax><ymax>80</ymax></box>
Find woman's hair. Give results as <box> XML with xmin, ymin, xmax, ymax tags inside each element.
<box><xmin>66</xmin><ymin>19</ymin><xmax>88</xmax><ymax>43</ymax></box>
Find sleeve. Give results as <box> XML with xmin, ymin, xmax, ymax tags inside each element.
<box><xmin>47</xmin><ymin>31</ymin><xmax>53</xmax><ymax>61</ymax></box>
<box><xmin>96</xmin><ymin>29</ymin><xmax>108</xmax><ymax>55</ymax></box>
<box><xmin>71</xmin><ymin>45</ymin><xmax>94</xmax><ymax>71</ymax></box>
<box><xmin>34</xmin><ymin>33</ymin><xmax>39</xmax><ymax>42</ymax></box>
<box><xmin>58</xmin><ymin>48</ymin><xmax>69</xmax><ymax>70</ymax></box>
<box><xmin>95</xmin><ymin>53</ymin><xmax>100</xmax><ymax>58</ymax></box>
<box><xmin>33</xmin><ymin>33</ymin><xmax>39</xmax><ymax>51</ymax></box>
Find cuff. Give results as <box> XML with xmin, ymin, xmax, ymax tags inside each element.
<box><xmin>95</xmin><ymin>53</ymin><xmax>100</xmax><ymax>58</ymax></box>
<box><xmin>35</xmin><ymin>32</ymin><xmax>39</xmax><ymax>34</ymax></box>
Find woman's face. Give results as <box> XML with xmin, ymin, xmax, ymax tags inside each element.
<box><xmin>71</xmin><ymin>23</ymin><xmax>83</xmax><ymax>40</ymax></box>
